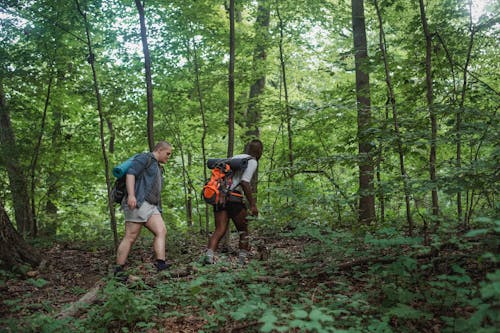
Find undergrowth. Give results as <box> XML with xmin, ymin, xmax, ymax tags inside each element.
<box><xmin>1</xmin><ymin>217</ymin><xmax>498</xmax><ymax>332</ymax></box>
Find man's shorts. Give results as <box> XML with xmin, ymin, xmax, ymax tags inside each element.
<box><xmin>214</xmin><ymin>201</ymin><xmax>246</xmax><ymax>218</ymax></box>
<box><xmin>123</xmin><ymin>201</ymin><xmax>160</xmax><ymax>223</ymax></box>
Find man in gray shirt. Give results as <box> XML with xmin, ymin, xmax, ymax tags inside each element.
<box><xmin>114</xmin><ymin>141</ymin><xmax>172</xmax><ymax>279</ymax></box>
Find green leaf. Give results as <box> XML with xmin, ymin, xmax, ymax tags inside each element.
<box><xmin>465</xmin><ymin>229</ymin><xmax>490</xmax><ymax>237</ymax></box>
<box><xmin>309</xmin><ymin>308</ymin><xmax>334</xmax><ymax>322</ymax></box>
<box><xmin>259</xmin><ymin>310</ymin><xmax>278</xmax><ymax>333</ymax></box>
<box><xmin>293</xmin><ymin>309</ymin><xmax>308</xmax><ymax>319</ymax></box>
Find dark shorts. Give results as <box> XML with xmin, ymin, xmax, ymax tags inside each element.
<box><xmin>214</xmin><ymin>201</ymin><xmax>246</xmax><ymax>218</ymax></box>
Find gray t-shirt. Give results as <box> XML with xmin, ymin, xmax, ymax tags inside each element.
<box><xmin>230</xmin><ymin>154</ymin><xmax>258</xmax><ymax>191</ymax></box>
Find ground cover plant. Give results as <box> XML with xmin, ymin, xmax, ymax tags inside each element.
<box><xmin>1</xmin><ymin>215</ymin><xmax>498</xmax><ymax>332</ymax></box>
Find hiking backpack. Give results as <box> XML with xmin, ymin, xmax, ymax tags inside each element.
<box><xmin>202</xmin><ymin>157</ymin><xmax>252</xmax><ymax>206</ymax></box>
<box><xmin>110</xmin><ymin>153</ymin><xmax>153</xmax><ymax>204</ymax></box>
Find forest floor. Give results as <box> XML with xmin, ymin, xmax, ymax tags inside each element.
<box><xmin>0</xmin><ymin>224</ymin><xmax>498</xmax><ymax>333</ymax></box>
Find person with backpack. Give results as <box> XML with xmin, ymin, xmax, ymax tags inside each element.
<box><xmin>114</xmin><ymin>141</ymin><xmax>172</xmax><ymax>280</ymax></box>
<box><xmin>204</xmin><ymin>139</ymin><xmax>264</xmax><ymax>265</ymax></box>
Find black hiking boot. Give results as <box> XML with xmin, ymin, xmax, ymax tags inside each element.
<box><xmin>155</xmin><ymin>260</ymin><xmax>170</xmax><ymax>272</ymax></box>
<box><xmin>113</xmin><ymin>265</ymin><xmax>128</xmax><ymax>283</ymax></box>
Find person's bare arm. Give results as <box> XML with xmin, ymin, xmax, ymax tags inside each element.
<box><xmin>240</xmin><ymin>181</ymin><xmax>258</xmax><ymax>216</ymax></box>
<box><xmin>126</xmin><ymin>174</ymin><xmax>137</xmax><ymax>209</ymax></box>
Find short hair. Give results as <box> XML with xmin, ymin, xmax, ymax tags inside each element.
<box><xmin>153</xmin><ymin>141</ymin><xmax>172</xmax><ymax>151</ymax></box>
<box><xmin>245</xmin><ymin>139</ymin><xmax>263</xmax><ymax>155</ymax></box>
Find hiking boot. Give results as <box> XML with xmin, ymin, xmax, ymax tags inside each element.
<box><xmin>155</xmin><ymin>260</ymin><xmax>170</xmax><ymax>272</ymax></box>
<box><xmin>114</xmin><ymin>265</ymin><xmax>128</xmax><ymax>283</ymax></box>
<box><xmin>204</xmin><ymin>249</ymin><xmax>215</xmax><ymax>265</ymax></box>
<box><xmin>238</xmin><ymin>250</ymin><xmax>249</xmax><ymax>266</ymax></box>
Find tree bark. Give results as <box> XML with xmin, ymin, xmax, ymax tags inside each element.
<box><xmin>458</xmin><ymin>1</ymin><xmax>475</xmax><ymax>228</ymax></box>
<box><xmin>30</xmin><ymin>67</ymin><xmax>54</xmax><ymax>237</ymax></box>
<box><xmin>276</xmin><ymin>2</ymin><xmax>294</xmax><ymax>179</ymax></box>
<box><xmin>244</xmin><ymin>0</ymin><xmax>270</xmax><ymax>140</ymax></box>
<box><xmin>0</xmin><ymin>200</ymin><xmax>41</xmax><ymax>269</ymax></box>
<box><xmin>221</xmin><ymin>0</ymin><xmax>236</xmax><ymax>250</ymax></box>
<box><xmin>0</xmin><ymin>79</ymin><xmax>34</xmax><ymax>237</ymax></box>
<box><xmin>227</xmin><ymin>0</ymin><xmax>235</xmax><ymax>158</ymax></box>
<box><xmin>419</xmin><ymin>0</ymin><xmax>439</xmax><ymax>218</ymax></box>
<box><xmin>135</xmin><ymin>0</ymin><xmax>155</xmax><ymax>151</ymax></box>
<box><xmin>352</xmin><ymin>0</ymin><xmax>375</xmax><ymax>224</ymax></box>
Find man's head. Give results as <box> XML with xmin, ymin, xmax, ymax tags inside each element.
<box><xmin>245</xmin><ymin>139</ymin><xmax>263</xmax><ymax>160</ymax></box>
<box><xmin>153</xmin><ymin>141</ymin><xmax>172</xmax><ymax>164</ymax></box>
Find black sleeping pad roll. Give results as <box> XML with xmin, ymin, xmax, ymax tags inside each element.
<box><xmin>207</xmin><ymin>157</ymin><xmax>250</xmax><ymax>170</ymax></box>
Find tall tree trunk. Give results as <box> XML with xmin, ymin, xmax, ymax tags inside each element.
<box><xmin>135</xmin><ymin>0</ymin><xmax>155</xmax><ymax>151</ymax></box>
<box><xmin>352</xmin><ymin>0</ymin><xmax>375</xmax><ymax>224</ymax></box>
<box><xmin>244</xmin><ymin>0</ymin><xmax>270</xmax><ymax>140</ymax></box>
<box><xmin>30</xmin><ymin>67</ymin><xmax>54</xmax><ymax>237</ymax></box>
<box><xmin>0</xmin><ymin>80</ymin><xmax>34</xmax><ymax>237</ymax></box>
<box><xmin>43</xmin><ymin>106</ymin><xmax>62</xmax><ymax>236</ymax></box>
<box><xmin>227</xmin><ymin>0</ymin><xmax>235</xmax><ymax>158</ymax></box>
<box><xmin>76</xmin><ymin>0</ymin><xmax>118</xmax><ymax>249</ymax></box>
<box><xmin>373</xmin><ymin>0</ymin><xmax>413</xmax><ymax>234</ymax></box>
<box><xmin>458</xmin><ymin>1</ymin><xmax>475</xmax><ymax>228</ymax></box>
<box><xmin>0</xmin><ymin>200</ymin><xmax>41</xmax><ymax>269</ymax></box>
<box><xmin>276</xmin><ymin>2</ymin><xmax>294</xmax><ymax>179</ymax></box>
<box><xmin>187</xmin><ymin>34</ymin><xmax>210</xmax><ymax>234</ymax></box>
<box><xmin>221</xmin><ymin>0</ymin><xmax>236</xmax><ymax>251</ymax></box>
<box><xmin>419</xmin><ymin>0</ymin><xmax>439</xmax><ymax>218</ymax></box>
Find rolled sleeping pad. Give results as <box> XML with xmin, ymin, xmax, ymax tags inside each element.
<box><xmin>112</xmin><ymin>155</ymin><xmax>137</xmax><ymax>178</ymax></box>
<box><xmin>207</xmin><ymin>157</ymin><xmax>250</xmax><ymax>170</ymax></box>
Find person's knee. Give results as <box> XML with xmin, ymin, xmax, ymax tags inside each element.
<box><xmin>156</xmin><ymin>225</ymin><xmax>167</xmax><ymax>238</ymax></box>
<box><xmin>124</xmin><ymin>231</ymin><xmax>140</xmax><ymax>244</ymax></box>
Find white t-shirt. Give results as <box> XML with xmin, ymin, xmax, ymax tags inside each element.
<box><xmin>230</xmin><ymin>154</ymin><xmax>257</xmax><ymax>191</ymax></box>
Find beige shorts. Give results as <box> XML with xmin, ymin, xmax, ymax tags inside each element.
<box><xmin>123</xmin><ymin>201</ymin><xmax>160</xmax><ymax>223</ymax></box>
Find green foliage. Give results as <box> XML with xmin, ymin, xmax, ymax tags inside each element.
<box><xmin>83</xmin><ymin>280</ymin><xmax>158</xmax><ymax>331</ymax></box>
<box><xmin>26</xmin><ymin>278</ymin><xmax>49</xmax><ymax>288</ymax></box>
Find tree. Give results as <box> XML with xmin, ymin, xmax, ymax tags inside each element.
<box><xmin>0</xmin><ymin>199</ymin><xmax>41</xmax><ymax>269</ymax></box>
<box><xmin>135</xmin><ymin>0</ymin><xmax>155</xmax><ymax>151</ymax></box>
<box><xmin>75</xmin><ymin>0</ymin><xmax>118</xmax><ymax>248</ymax></box>
<box><xmin>373</xmin><ymin>0</ymin><xmax>413</xmax><ymax>233</ymax></box>
<box><xmin>0</xmin><ymin>79</ymin><xmax>34</xmax><ymax>236</ymax></box>
<box><xmin>351</xmin><ymin>0</ymin><xmax>375</xmax><ymax>224</ymax></box>
<box><xmin>244</xmin><ymin>0</ymin><xmax>270</xmax><ymax>140</ymax></box>
<box><xmin>227</xmin><ymin>0</ymin><xmax>236</xmax><ymax>157</ymax></box>
<box><xmin>419</xmin><ymin>0</ymin><xmax>439</xmax><ymax>218</ymax></box>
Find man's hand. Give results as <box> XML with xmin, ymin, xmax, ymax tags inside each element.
<box><xmin>250</xmin><ymin>204</ymin><xmax>259</xmax><ymax>216</ymax></box>
<box><xmin>127</xmin><ymin>195</ymin><xmax>137</xmax><ymax>209</ymax></box>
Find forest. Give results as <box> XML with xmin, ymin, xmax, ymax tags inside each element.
<box><xmin>0</xmin><ymin>0</ymin><xmax>498</xmax><ymax>332</ymax></box>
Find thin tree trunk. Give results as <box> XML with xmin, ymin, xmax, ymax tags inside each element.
<box><xmin>76</xmin><ymin>0</ymin><xmax>118</xmax><ymax>249</ymax></box>
<box><xmin>457</xmin><ymin>1</ymin><xmax>475</xmax><ymax>228</ymax></box>
<box><xmin>276</xmin><ymin>2</ymin><xmax>294</xmax><ymax>178</ymax></box>
<box><xmin>0</xmin><ymin>80</ymin><xmax>34</xmax><ymax>237</ymax></box>
<box><xmin>419</xmin><ymin>0</ymin><xmax>439</xmax><ymax>219</ymax></box>
<box><xmin>30</xmin><ymin>68</ymin><xmax>54</xmax><ymax>237</ymax></box>
<box><xmin>43</xmin><ymin>106</ymin><xmax>62</xmax><ymax>236</ymax></box>
<box><xmin>186</xmin><ymin>32</ymin><xmax>210</xmax><ymax>234</ymax></box>
<box><xmin>352</xmin><ymin>0</ymin><xmax>375</xmax><ymax>224</ymax></box>
<box><xmin>135</xmin><ymin>0</ymin><xmax>155</xmax><ymax>151</ymax></box>
<box><xmin>227</xmin><ymin>0</ymin><xmax>235</xmax><ymax>158</ymax></box>
<box><xmin>373</xmin><ymin>0</ymin><xmax>413</xmax><ymax>233</ymax></box>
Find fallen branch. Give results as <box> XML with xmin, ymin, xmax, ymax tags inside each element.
<box><xmin>57</xmin><ymin>279</ymin><xmax>105</xmax><ymax>319</ymax></box>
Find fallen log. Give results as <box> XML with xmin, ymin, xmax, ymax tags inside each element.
<box><xmin>57</xmin><ymin>279</ymin><xmax>105</xmax><ymax>319</ymax></box>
